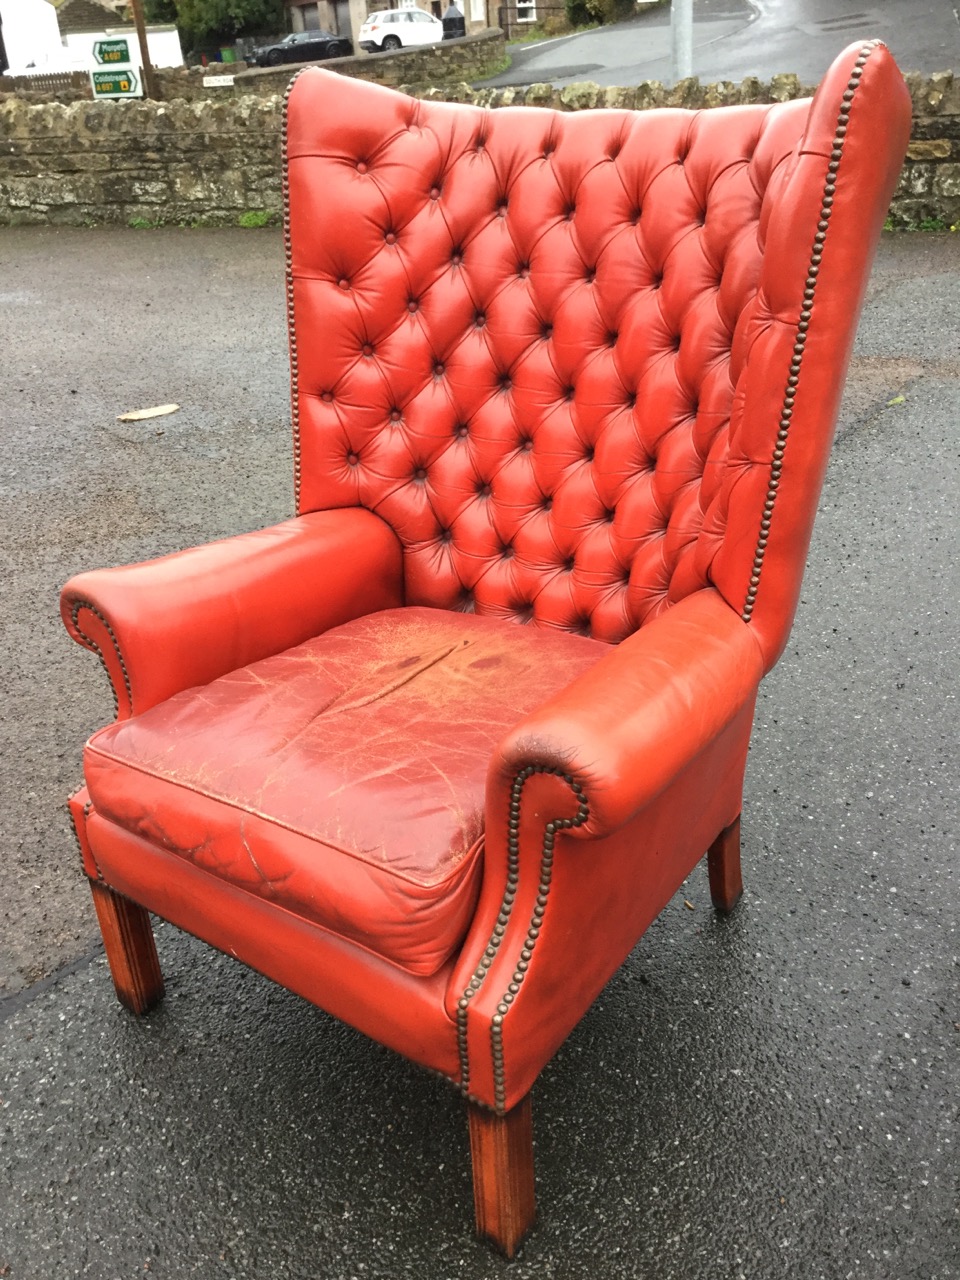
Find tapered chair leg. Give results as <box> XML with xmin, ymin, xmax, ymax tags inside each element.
<box><xmin>707</xmin><ymin>816</ymin><xmax>743</xmax><ymax>913</ymax></box>
<box><xmin>89</xmin><ymin>880</ymin><xmax>165</xmax><ymax>1014</ymax></box>
<box><xmin>467</xmin><ymin>1093</ymin><xmax>536</xmax><ymax>1257</ymax></box>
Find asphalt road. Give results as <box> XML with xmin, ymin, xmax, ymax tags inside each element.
<box><xmin>483</xmin><ymin>0</ymin><xmax>960</xmax><ymax>89</ymax></box>
<box><xmin>1</xmin><ymin>227</ymin><xmax>958</xmax><ymax>1277</ymax></box>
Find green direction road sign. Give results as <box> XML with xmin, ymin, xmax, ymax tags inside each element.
<box><xmin>94</xmin><ymin>39</ymin><xmax>130</xmax><ymax>64</ymax></box>
<box><xmin>91</xmin><ymin>67</ymin><xmax>141</xmax><ymax>98</ymax></box>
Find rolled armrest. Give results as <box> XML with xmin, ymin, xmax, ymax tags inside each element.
<box><xmin>61</xmin><ymin>508</ymin><xmax>404</xmax><ymax>718</ymax></box>
<box><xmin>489</xmin><ymin>589</ymin><xmax>765</xmax><ymax>840</ymax></box>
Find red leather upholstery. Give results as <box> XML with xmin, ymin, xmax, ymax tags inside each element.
<box><xmin>84</xmin><ymin>607</ymin><xmax>605</xmax><ymax>975</ymax></box>
<box><xmin>285</xmin><ymin>48</ymin><xmax>908</xmax><ymax>656</ymax></box>
<box><xmin>62</xmin><ymin>510</ymin><xmax>404</xmax><ymax>718</ymax></box>
<box><xmin>62</xmin><ymin>38</ymin><xmax>911</xmax><ymax>1221</ymax></box>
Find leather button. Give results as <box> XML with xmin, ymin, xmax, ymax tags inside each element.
<box><xmin>413</xmin><ymin>467</ymin><xmax>427</xmax><ymax>481</ymax></box>
<box><xmin>407</xmin><ymin>299</ymin><xmax>419</xmax><ymax>313</ymax></box>
<box><xmin>440</xmin><ymin>528</ymin><xmax>453</xmax><ymax>542</ymax></box>
<box><xmin>320</xmin><ymin>391</ymin><xmax>334</xmax><ymax>403</ymax></box>
<box><xmin>564</xmin><ymin>386</ymin><xmax>575</xmax><ymax>402</ymax></box>
<box><xmin>541</xmin><ymin>496</ymin><xmax>553</xmax><ymax>510</ymax></box>
<box><xmin>454</xmin><ymin>422</ymin><xmax>469</xmax><ymax>439</ymax></box>
<box><xmin>607</xmin><ymin>331</ymin><xmax>618</xmax><ymax>346</ymax></box>
<box><xmin>384</xmin><ymin>230</ymin><xmax>397</xmax><ymax>245</ymax></box>
<box><xmin>565</xmin><ymin>204</ymin><xmax>576</xmax><ymax>220</ymax></box>
<box><xmin>563</xmin><ymin>557</ymin><xmax>575</xmax><ymax>572</ymax></box>
<box><xmin>434</xmin><ymin>363</ymin><xmax>445</xmax><ymax>377</ymax></box>
<box><xmin>499</xmin><ymin>375</ymin><xmax>512</xmax><ymax>391</ymax></box>
<box><xmin>430</xmin><ymin>185</ymin><xmax>441</xmax><ymax>200</ymax></box>
<box><xmin>451</xmin><ymin>248</ymin><xmax>463</xmax><ymax>265</ymax></box>
<box><xmin>517</xmin><ymin>262</ymin><xmax>530</xmax><ymax>278</ymax></box>
<box><xmin>346</xmin><ymin>451</ymin><xmax>359</xmax><ymax>466</ymax></box>
<box><xmin>477</xmin><ymin>482</ymin><xmax>492</xmax><ymax>497</ymax></box>
<box><xmin>501</xmin><ymin>544</ymin><xmax>515</xmax><ymax>559</ymax></box>
<box><xmin>496</xmin><ymin>200</ymin><xmax>508</xmax><ymax>217</ymax></box>
<box><xmin>475</xmin><ymin>312</ymin><xmax>486</xmax><ymax>328</ymax></box>
<box><xmin>541</xmin><ymin>323</ymin><xmax>553</xmax><ymax>340</ymax></box>
<box><xmin>603</xmin><ymin>507</ymin><xmax>616</xmax><ymax>523</ymax></box>
<box><xmin>519</xmin><ymin>438</ymin><xmax>533</xmax><ymax>452</ymax></box>
<box><xmin>389</xmin><ymin>408</ymin><xmax>402</xmax><ymax>422</ymax></box>
<box><xmin>584</xmin><ymin>267</ymin><xmax>596</xmax><ymax>283</ymax></box>
<box><xmin>361</xmin><ymin>343</ymin><xmax>374</xmax><ymax>357</ymax></box>
<box><xmin>631</xmin><ymin>208</ymin><xmax>642</xmax><ymax>224</ymax></box>
<box><xmin>356</xmin><ymin>160</ymin><xmax>368</xmax><ymax>174</ymax></box>
<box><xmin>338</xmin><ymin>278</ymin><xmax>350</xmax><ymax>290</ymax></box>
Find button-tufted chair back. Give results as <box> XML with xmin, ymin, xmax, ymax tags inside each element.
<box><xmin>284</xmin><ymin>50</ymin><xmax>907</xmax><ymax>659</ymax></box>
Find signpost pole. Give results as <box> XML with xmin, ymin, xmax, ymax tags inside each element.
<box><xmin>128</xmin><ymin>0</ymin><xmax>159</xmax><ymax>99</ymax></box>
<box><xmin>671</xmin><ymin>0</ymin><xmax>693</xmax><ymax>82</ymax></box>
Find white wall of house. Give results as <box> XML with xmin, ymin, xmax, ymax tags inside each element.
<box><xmin>0</xmin><ymin>0</ymin><xmax>63</xmax><ymax>73</ymax></box>
<box><xmin>62</xmin><ymin>25</ymin><xmax>184</xmax><ymax>69</ymax></box>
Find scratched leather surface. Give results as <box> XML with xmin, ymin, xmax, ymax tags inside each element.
<box><xmin>84</xmin><ymin>607</ymin><xmax>604</xmax><ymax>974</ymax></box>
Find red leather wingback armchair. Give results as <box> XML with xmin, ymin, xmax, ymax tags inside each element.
<box><xmin>61</xmin><ymin>41</ymin><xmax>910</xmax><ymax>1255</ymax></box>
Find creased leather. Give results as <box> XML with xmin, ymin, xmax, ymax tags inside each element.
<box><xmin>86</xmin><ymin>608</ymin><xmax>605</xmax><ymax>974</ymax></box>
<box><xmin>61</xmin><ymin>510</ymin><xmax>404</xmax><ymax>717</ymax></box>
<box><xmin>489</xmin><ymin>589</ymin><xmax>764</xmax><ymax>838</ymax></box>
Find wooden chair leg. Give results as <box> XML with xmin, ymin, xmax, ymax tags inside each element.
<box><xmin>467</xmin><ymin>1093</ymin><xmax>536</xmax><ymax>1257</ymax></box>
<box><xmin>89</xmin><ymin>880</ymin><xmax>165</xmax><ymax>1014</ymax></box>
<box><xmin>707</xmin><ymin>815</ymin><xmax>743</xmax><ymax>913</ymax></box>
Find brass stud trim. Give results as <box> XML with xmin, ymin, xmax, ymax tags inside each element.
<box><xmin>457</xmin><ymin>765</ymin><xmax>589</xmax><ymax>1111</ymax></box>
<box><xmin>282</xmin><ymin>69</ymin><xmax>310</xmax><ymax>515</ymax></box>
<box><xmin>742</xmin><ymin>40</ymin><xmax>879</xmax><ymax>622</ymax></box>
<box><xmin>70</xmin><ymin>599</ymin><xmax>130</xmax><ymax>718</ymax></box>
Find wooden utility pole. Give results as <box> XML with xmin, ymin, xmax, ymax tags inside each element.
<box><xmin>128</xmin><ymin>0</ymin><xmax>159</xmax><ymax>99</ymax></box>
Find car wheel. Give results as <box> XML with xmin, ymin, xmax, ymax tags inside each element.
<box><xmin>381</xmin><ymin>34</ymin><xmax>402</xmax><ymax>50</ymax></box>
<box><xmin>266</xmin><ymin>49</ymin><xmax>282</xmax><ymax>65</ymax></box>
<box><xmin>331</xmin><ymin>42</ymin><xmax>349</xmax><ymax>58</ymax></box>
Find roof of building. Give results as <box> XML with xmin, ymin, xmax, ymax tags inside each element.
<box><xmin>52</xmin><ymin>0</ymin><xmax>133</xmax><ymax>33</ymax></box>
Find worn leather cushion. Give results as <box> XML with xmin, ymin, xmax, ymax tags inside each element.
<box><xmin>84</xmin><ymin>607</ymin><xmax>605</xmax><ymax>975</ymax></box>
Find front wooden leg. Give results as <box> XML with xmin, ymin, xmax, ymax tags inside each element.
<box><xmin>707</xmin><ymin>815</ymin><xmax>743</xmax><ymax>913</ymax></box>
<box><xmin>467</xmin><ymin>1094</ymin><xmax>536</xmax><ymax>1257</ymax></box>
<box><xmin>89</xmin><ymin>880</ymin><xmax>165</xmax><ymax>1014</ymax></box>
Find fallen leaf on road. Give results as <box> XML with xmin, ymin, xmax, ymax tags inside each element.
<box><xmin>886</xmin><ymin>394</ymin><xmax>906</xmax><ymax>406</ymax></box>
<box><xmin>117</xmin><ymin>403</ymin><xmax>180</xmax><ymax>422</ymax></box>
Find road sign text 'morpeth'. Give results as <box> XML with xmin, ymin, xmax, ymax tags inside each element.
<box><xmin>93</xmin><ymin>39</ymin><xmax>131</xmax><ymax>64</ymax></box>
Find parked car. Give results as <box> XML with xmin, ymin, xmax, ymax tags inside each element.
<box><xmin>358</xmin><ymin>8</ymin><xmax>443</xmax><ymax>52</ymax></box>
<box><xmin>247</xmin><ymin>30</ymin><xmax>353</xmax><ymax>66</ymax></box>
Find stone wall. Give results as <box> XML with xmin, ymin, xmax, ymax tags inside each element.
<box><xmin>1</xmin><ymin>69</ymin><xmax>958</xmax><ymax>227</ymax></box>
<box><xmin>0</xmin><ymin>29</ymin><xmax>508</xmax><ymax>103</ymax></box>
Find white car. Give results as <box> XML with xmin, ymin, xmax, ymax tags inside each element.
<box><xmin>358</xmin><ymin>8</ymin><xmax>444</xmax><ymax>52</ymax></box>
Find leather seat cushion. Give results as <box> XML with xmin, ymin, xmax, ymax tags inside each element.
<box><xmin>84</xmin><ymin>607</ymin><xmax>605</xmax><ymax>976</ymax></box>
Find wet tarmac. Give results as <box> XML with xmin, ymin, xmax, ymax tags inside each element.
<box><xmin>1</xmin><ymin>227</ymin><xmax>957</xmax><ymax>1278</ymax></box>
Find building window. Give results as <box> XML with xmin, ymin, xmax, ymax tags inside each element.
<box><xmin>516</xmin><ymin>0</ymin><xmax>536</xmax><ymax>20</ymax></box>
<box><xmin>470</xmin><ymin>0</ymin><xmax>484</xmax><ymax>20</ymax></box>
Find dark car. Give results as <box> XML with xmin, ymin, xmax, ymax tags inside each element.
<box><xmin>248</xmin><ymin>30</ymin><xmax>352</xmax><ymax>66</ymax></box>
